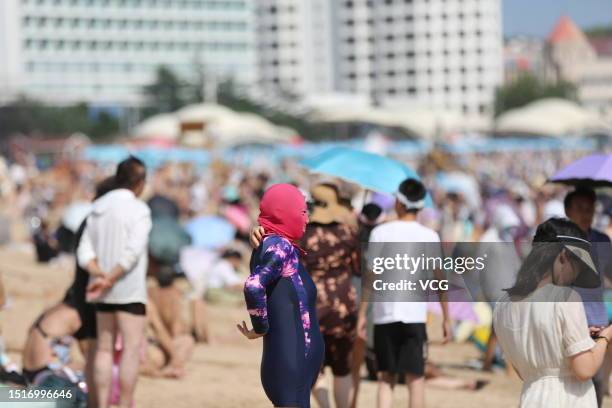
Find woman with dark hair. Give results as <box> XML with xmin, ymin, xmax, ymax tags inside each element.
<box><xmin>238</xmin><ymin>184</ymin><xmax>324</xmax><ymax>408</ymax></box>
<box><xmin>493</xmin><ymin>218</ymin><xmax>612</xmax><ymax>408</ymax></box>
<box><xmin>23</xmin><ymin>176</ymin><xmax>116</xmax><ymax>406</ymax></box>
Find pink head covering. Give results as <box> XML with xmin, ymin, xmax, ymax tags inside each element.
<box><xmin>258</xmin><ymin>184</ymin><xmax>308</xmax><ymax>250</ymax></box>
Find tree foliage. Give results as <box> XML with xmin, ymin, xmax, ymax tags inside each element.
<box><xmin>585</xmin><ymin>25</ymin><xmax>612</xmax><ymax>38</ymax></box>
<box><xmin>494</xmin><ymin>74</ymin><xmax>578</xmax><ymax>116</ymax></box>
<box><xmin>141</xmin><ymin>65</ymin><xmax>317</xmax><ymax>139</ymax></box>
<box><xmin>217</xmin><ymin>79</ymin><xmax>316</xmax><ymax>140</ymax></box>
<box><xmin>142</xmin><ymin>66</ymin><xmax>190</xmax><ymax>118</ymax></box>
<box><xmin>0</xmin><ymin>97</ymin><xmax>119</xmax><ymax>140</ymax></box>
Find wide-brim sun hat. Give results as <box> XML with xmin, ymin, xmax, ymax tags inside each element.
<box><xmin>556</xmin><ymin>234</ymin><xmax>599</xmax><ymax>289</ymax></box>
<box><xmin>309</xmin><ymin>184</ymin><xmax>352</xmax><ymax>224</ymax></box>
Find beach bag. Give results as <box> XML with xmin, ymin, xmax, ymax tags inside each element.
<box><xmin>36</xmin><ymin>373</ymin><xmax>87</xmax><ymax>408</ymax></box>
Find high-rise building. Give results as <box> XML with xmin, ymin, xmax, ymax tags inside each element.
<box><xmin>257</xmin><ymin>0</ymin><xmax>503</xmax><ymax>120</ymax></box>
<box><xmin>0</xmin><ymin>0</ymin><xmax>256</xmax><ymax>107</ymax></box>
<box><xmin>255</xmin><ymin>0</ymin><xmax>337</xmax><ymax>97</ymax></box>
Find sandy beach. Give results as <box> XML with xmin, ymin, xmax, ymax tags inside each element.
<box><xmin>1</xmin><ymin>246</ymin><xmax>610</xmax><ymax>408</ymax></box>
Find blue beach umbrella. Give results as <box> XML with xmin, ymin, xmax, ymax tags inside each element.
<box><xmin>301</xmin><ymin>147</ymin><xmax>420</xmax><ymax>194</ymax></box>
<box><xmin>300</xmin><ymin>147</ymin><xmax>433</xmax><ymax>206</ymax></box>
<box><xmin>184</xmin><ymin>215</ymin><xmax>236</xmax><ymax>249</ymax></box>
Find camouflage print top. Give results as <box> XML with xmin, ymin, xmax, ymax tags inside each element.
<box><xmin>301</xmin><ymin>222</ymin><xmax>360</xmax><ymax>338</ymax></box>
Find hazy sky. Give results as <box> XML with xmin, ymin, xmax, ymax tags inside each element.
<box><xmin>502</xmin><ymin>0</ymin><xmax>612</xmax><ymax>38</ymax></box>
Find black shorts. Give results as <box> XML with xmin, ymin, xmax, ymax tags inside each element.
<box><xmin>95</xmin><ymin>303</ymin><xmax>146</xmax><ymax>316</ymax></box>
<box><xmin>65</xmin><ymin>301</ymin><xmax>97</xmax><ymax>340</ymax></box>
<box><xmin>322</xmin><ymin>335</ymin><xmax>353</xmax><ymax>376</ymax></box>
<box><xmin>374</xmin><ymin>322</ymin><xmax>427</xmax><ymax>376</ymax></box>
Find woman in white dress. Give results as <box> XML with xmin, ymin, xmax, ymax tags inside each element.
<box><xmin>493</xmin><ymin>218</ymin><xmax>612</xmax><ymax>408</ymax></box>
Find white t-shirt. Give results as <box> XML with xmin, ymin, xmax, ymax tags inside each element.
<box><xmin>368</xmin><ymin>220</ymin><xmax>441</xmax><ymax>325</ymax></box>
<box><xmin>180</xmin><ymin>247</ymin><xmax>241</xmax><ymax>298</ymax></box>
<box><xmin>207</xmin><ymin>259</ymin><xmax>241</xmax><ymax>289</ymax></box>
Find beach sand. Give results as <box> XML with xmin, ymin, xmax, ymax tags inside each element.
<box><xmin>1</xmin><ymin>247</ymin><xmax>610</xmax><ymax>408</ymax></box>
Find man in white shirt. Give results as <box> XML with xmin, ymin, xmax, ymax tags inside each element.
<box><xmin>77</xmin><ymin>156</ymin><xmax>151</xmax><ymax>408</ymax></box>
<box><xmin>357</xmin><ymin>178</ymin><xmax>450</xmax><ymax>408</ymax></box>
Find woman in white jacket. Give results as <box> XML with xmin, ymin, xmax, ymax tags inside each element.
<box><xmin>77</xmin><ymin>156</ymin><xmax>151</xmax><ymax>408</ymax></box>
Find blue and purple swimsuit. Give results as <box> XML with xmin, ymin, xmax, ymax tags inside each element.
<box><xmin>244</xmin><ymin>235</ymin><xmax>324</xmax><ymax>408</ymax></box>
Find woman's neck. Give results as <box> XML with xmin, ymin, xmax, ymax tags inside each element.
<box><xmin>537</xmin><ymin>271</ymin><xmax>553</xmax><ymax>289</ymax></box>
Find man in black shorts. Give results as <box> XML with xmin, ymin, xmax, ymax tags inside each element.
<box><xmin>357</xmin><ymin>179</ymin><xmax>451</xmax><ymax>408</ymax></box>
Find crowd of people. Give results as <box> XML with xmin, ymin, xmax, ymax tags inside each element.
<box><xmin>0</xmin><ymin>144</ymin><xmax>610</xmax><ymax>408</ymax></box>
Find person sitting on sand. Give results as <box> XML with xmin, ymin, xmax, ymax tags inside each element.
<box><xmin>180</xmin><ymin>247</ymin><xmax>243</xmax><ymax>343</ymax></box>
<box><xmin>147</xmin><ymin>262</ymin><xmax>192</xmax><ymax>340</ymax></box>
<box><xmin>21</xmin><ymin>303</ymin><xmax>82</xmax><ymax>385</ymax></box>
<box><xmin>21</xmin><ymin>176</ymin><xmax>116</xmax><ymax>406</ymax></box>
<box><xmin>140</xmin><ymin>293</ymin><xmax>194</xmax><ymax>379</ymax></box>
<box><xmin>424</xmin><ymin>362</ymin><xmax>488</xmax><ymax>391</ymax></box>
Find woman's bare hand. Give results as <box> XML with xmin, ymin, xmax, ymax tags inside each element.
<box><xmin>237</xmin><ymin>321</ymin><xmax>264</xmax><ymax>340</ymax></box>
<box><xmin>249</xmin><ymin>226</ymin><xmax>265</xmax><ymax>248</ymax></box>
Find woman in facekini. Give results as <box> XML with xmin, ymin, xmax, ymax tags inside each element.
<box><xmin>238</xmin><ymin>184</ymin><xmax>324</xmax><ymax>408</ymax></box>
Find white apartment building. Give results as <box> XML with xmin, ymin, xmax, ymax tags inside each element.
<box><xmin>257</xmin><ymin>0</ymin><xmax>503</xmax><ymax>119</ymax></box>
<box><xmin>0</xmin><ymin>0</ymin><xmax>256</xmax><ymax>107</ymax></box>
<box><xmin>255</xmin><ymin>0</ymin><xmax>337</xmax><ymax>97</ymax></box>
